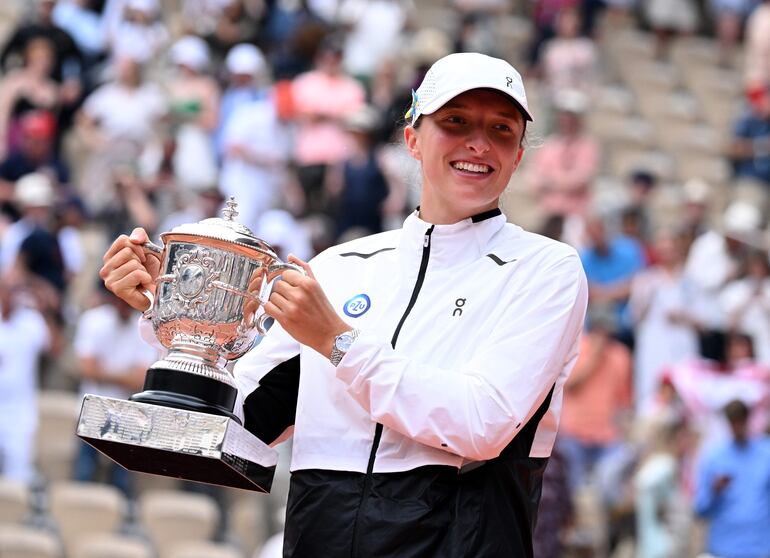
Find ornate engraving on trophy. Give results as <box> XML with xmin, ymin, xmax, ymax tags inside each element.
<box><xmin>172</xmin><ymin>248</ymin><xmax>220</xmax><ymax>308</ymax></box>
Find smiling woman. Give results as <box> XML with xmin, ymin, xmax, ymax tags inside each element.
<box><xmin>100</xmin><ymin>52</ymin><xmax>588</xmax><ymax>558</ymax></box>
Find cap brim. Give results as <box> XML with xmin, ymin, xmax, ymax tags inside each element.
<box><xmin>418</xmin><ymin>85</ymin><xmax>533</xmax><ymax>122</ymax></box>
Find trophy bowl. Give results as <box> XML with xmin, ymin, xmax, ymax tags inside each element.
<box><xmin>76</xmin><ymin>198</ymin><xmax>297</xmax><ymax>491</ymax></box>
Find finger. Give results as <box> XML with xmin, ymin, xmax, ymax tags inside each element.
<box><xmin>105</xmin><ymin>264</ymin><xmax>153</xmax><ymax>292</ymax></box>
<box><xmin>268</xmin><ymin>291</ymin><xmax>292</xmax><ymax>312</ymax></box>
<box><xmin>129</xmin><ymin>227</ymin><xmax>150</xmax><ymax>245</ymax></box>
<box><xmin>103</xmin><ymin>234</ymin><xmax>146</xmax><ymax>264</ymax></box>
<box><xmin>270</xmin><ymin>278</ymin><xmax>295</xmax><ymax>297</ymax></box>
<box><xmin>99</xmin><ymin>246</ymin><xmax>146</xmax><ymax>279</ymax></box>
<box><xmin>288</xmin><ymin>254</ymin><xmax>314</xmax><ymax>279</ymax></box>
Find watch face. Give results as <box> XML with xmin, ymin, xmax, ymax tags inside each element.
<box><xmin>335</xmin><ymin>333</ymin><xmax>354</xmax><ymax>352</ymax></box>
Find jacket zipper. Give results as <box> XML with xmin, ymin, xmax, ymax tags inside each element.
<box><xmin>350</xmin><ymin>225</ymin><xmax>435</xmax><ymax>558</ymax></box>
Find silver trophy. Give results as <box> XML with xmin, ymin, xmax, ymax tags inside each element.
<box><xmin>77</xmin><ymin>198</ymin><xmax>301</xmax><ymax>492</ymax></box>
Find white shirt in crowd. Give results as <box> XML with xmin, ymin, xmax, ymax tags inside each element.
<box><xmin>74</xmin><ymin>304</ymin><xmax>158</xmax><ymax>402</ymax></box>
<box><xmin>340</xmin><ymin>0</ymin><xmax>411</xmax><ymax>78</ymax></box>
<box><xmin>0</xmin><ymin>304</ymin><xmax>50</xmax><ymax>482</ymax></box>
<box><xmin>82</xmin><ymin>81</ymin><xmax>167</xmax><ymax>144</ymax></box>
<box><xmin>219</xmin><ymin>97</ymin><xmax>291</xmax><ymax>232</ymax></box>
<box><xmin>720</xmin><ymin>277</ymin><xmax>770</xmax><ymax>365</ymax></box>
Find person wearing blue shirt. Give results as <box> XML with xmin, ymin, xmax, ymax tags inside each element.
<box><xmin>729</xmin><ymin>96</ymin><xmax>770</xmax><ymax>185</ymax></box>
<box><xmin>694</xmin><ymin>399</ymin><xmax>770</xmax><ymax>558</ymax></box>
<box><xmin>579</xmin><ymin>214</ymin><xmax>645</xmax><ymax>345</ymax></box>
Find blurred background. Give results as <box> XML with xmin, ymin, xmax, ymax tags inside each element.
<box><xmin>0</xmin><ymin>0</ymin><xmax>769</xmax><ymax>557</ymax></box>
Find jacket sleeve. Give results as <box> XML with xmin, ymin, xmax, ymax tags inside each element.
<box><xmin>234</xmin><ymin>320</ymin><xmax>302</xmax><ymax>445</ymax></box>
<box><xmin>335</xmin><ymin>253</ymin><xmax>588</xmax><ymax>461</ymax></box>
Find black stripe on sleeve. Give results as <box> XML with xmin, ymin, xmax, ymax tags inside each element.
<box><xmin>242</xmin><ymin>356</ymin><xmax>300</xmax><ymax>445</ymax></box>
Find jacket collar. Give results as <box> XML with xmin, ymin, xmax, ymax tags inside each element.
<box><xmin>399</xmin><ymin>208</ymin><xmax>507</xmax><ymax>268</ymax></box>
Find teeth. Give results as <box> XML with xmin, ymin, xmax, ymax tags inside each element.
<box><xmin>452</xmin><ymin>161</ymin><xmax>490</xmax><ymax>173</ymax></box>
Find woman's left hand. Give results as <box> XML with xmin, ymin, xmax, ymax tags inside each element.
<box><xmin>264</xmin><ymin>255</ymin><xmax>352</xmax><ymax>359</ymax></box>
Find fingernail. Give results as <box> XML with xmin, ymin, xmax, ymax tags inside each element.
<box><xmin>130</xmin><ymin>232</ymin><xmax>141</xmax><ymax>241</ymax></box>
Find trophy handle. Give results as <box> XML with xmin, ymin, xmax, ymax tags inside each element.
<box><xmin>139</xmin><ymin>240</ymin><xmax>164</xmax><ymax>318</ymax></box>
<box><xmin>255</xmin><ymin>262</ymin><xmax>307</xmax><ymax>336</ymax></box>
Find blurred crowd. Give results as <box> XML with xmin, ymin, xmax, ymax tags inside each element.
<box><xmin>0</xmin><ymin>0</ymin><xmax>770</xmax><ymax>557</ymax></box>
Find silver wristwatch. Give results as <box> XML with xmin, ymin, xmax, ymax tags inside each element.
<box><xmin>330</xmin><ymin>329</ymin><xmax>361</xmax><ymax>366</ymax></box>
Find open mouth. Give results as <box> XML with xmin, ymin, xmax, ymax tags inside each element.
<box><xmin>451</xmin><ymin>160</ymin><xmax>493</xmax><ymax>175</ymax></box>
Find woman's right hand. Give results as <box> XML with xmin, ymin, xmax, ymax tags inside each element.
<box><xmin>99</xmin><ymin>228</ymin><xmax>161</xmax><ymax>312</ymax></box>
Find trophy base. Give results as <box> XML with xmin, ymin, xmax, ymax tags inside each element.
<box><xmin>131</xmin><ymin>367</ymin><xmax>240</xmax><ymax>424</ymax></box>
<box><xmin>76</xmin><ymin>395</ymin><xmax>277</xmax><ymax>492</ymax></box>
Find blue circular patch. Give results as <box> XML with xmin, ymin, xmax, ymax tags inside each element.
<box><xmin>343</xmin><ymin>294</ymin><xmax>371</xmax><ymax>318</ymax></box>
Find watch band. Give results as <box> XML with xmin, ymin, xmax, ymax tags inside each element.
<box><xmin>330</xmin><ymin>329</ymin><xmax>361</xmax><ymax>366</ymax></box>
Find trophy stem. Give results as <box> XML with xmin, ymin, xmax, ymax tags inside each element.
<box><xmin>130</xmin><ymin>367</ymin><xmax>241</xmax><ymax>424</ymax></box>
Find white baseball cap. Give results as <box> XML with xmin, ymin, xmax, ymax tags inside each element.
<box><xmin>723</xmin><ymin>200</ymin><xmax>762</xmax><ymax>235</ymax></box>
<box><xmin>15</xmin><ymin>172</ymin><xmax>55</xmax><ymax>208</ymax></box>
<box><xmin>226</xmin><ymin>44</ymin><xmax>266</xmax><ymax>76</ymax></box>
<box><xmin>170</xmin><ymin>36</ymin><xmax>210</xmax><ymax>72</ymax></box>
<box><xmin>406</xmin><ymin>52</ymin><xmax>532</xmax><ymax>124</ymax></box>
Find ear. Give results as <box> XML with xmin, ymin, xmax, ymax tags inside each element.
<box><xmin>511</xmin><ymin>145</ymin><xmax>525</xmax><ymax>173</ymax></box>
<box><xmin>403</xmin><ymin>125</ymin><xmax>422</xmax><ymax>162</ymax></box>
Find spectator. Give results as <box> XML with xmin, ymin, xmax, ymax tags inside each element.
<box><xmin>684</xmin><ymin>201</ymin><xmax>763</xmax><ymax>358</ymax></box>
<box><xmin>76</xmin><ymin>55</ymin><xmax>167</xmax><ymax>215</ymax></box>
<box><xmin>629</xmin><ymin>229</ymin><xmax>699</xmax><ymax>411</ymax></box>
<box><xmin>643</xmin><ymin>0</ymin><xmax>699</xmax><ymax>60</ymax></box>
<box><xmin>541</xmin><ymin>6</ymin><xmax>598</xmax><ymax>100</ymax></box>
<box><xmin>325</xmin><ymin>106</ymin><xmax>390</xmax><ymax>239</ymax></box>
<box><xmin>2</xmin><ymin>173</ymin><xmax>66</xmax><ymax>294</ymax></box>
<box><xmin>728</xmin><ymin>88</ymin><xmax>770</xmax><ymax>186</ymax></box>
<box><xmin>0</xmin><ymin>272</ymin><xmax>51</xmax><ymax>484</ymax></box>
<box><xmin>580</xmin><ymin>212</ymin><xmax>646</xmax><ymax>346</ymax></box>
<box><xmin>634</xmin><ymin>418</ymin><xmax>693</xmax><ymax>558</ymax></box>
<box><xmin>338</xmin><ymin>0</ymin><xmax>412</xmax><ymax>85</ymax></box>
<box><xmin>0</xmin><ymin>110</ymin><xmax>69</xmax><ymax>202</ymax></box>
<box><xmin>680</xmin><ymin>178</ymin><xmax>711</xmax><ymax>252</ymax></box>
<box><xmin>669</xmin><ymin>333</ymin><xmax>770</xmax><ymax>447</ymax></box>
<box><xmin>527</xmin><ymin>90</ymin><xmax>600</xmax><ymax>219</ymax></box>
<box><xmin>219</xmin><ymin>72</ymin><xmax>291</xmax><ymax>231</ymax></box>
<box><xmin>625</xmin><ymin>169</ymin><xmax>657</xmax><ymax>248</ymax></box>
<box><xmin>709</xmin><ymin>0</ymin><xmax>755</xmax><ymax>68</ymax></box>
<box><xmin>0</xmin><ymin>37</ymin><xmax>60</xmax><ymax>160</ymax></box>
<box><xmin>165</xmin><ymin>35</ymin><xmax>220</xmax><ymax>192</ymax></box>
<box><xmin>202</xmin><ymin>0</ymin><xmax>262</xmax><ymax>65</ymax></box>
<box><xmin>721</xmin><ymin>248</ymin><xmax>770</xmax><ymax>365</ymax></box>
<box><xmin>291</xmin><ymin>34</ymin><xmax>366</xmax><ymax>215</ymax></box>
<box><xmin>52</xmin><ymin>0</ymin><xmax>108</xmax><ymax>79</ymax></box>
<box><xmin>559</xmin><ymin>304</ymin><xmax>633</xmax><ymax>489</ymax></box>
<box><xmin>216</xmin><ymin>43</ymin><xmax>269</xmax><ymax>159</ymax></box>
<box><xmin>0</xmin><ymin>0</ymin><xmax>83</xmax><ymax>87</ymax></box>
<box><xmin>745</xmin><ymin>0</ymin><xmax>770</xmax><ymax>98</ymax></box>
<box><xmin>694</xmin><ymin>399</ymin><xmax>770</xmax><ymax>558</ymax></box>
<box><xmin>106</xmin><ymin>0</ymin><xmax>169</xmax><ymax>66</ymax></box>
<box><xmin>73</xmin><ymin>286</ymin><xmax>156</xmax><ymax>495</ymax></box>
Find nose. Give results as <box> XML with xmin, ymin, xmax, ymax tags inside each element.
<box><xmin>465</xmin><ymin>128</ymin><xmax>491</xmax><ymax>154</ymax></box>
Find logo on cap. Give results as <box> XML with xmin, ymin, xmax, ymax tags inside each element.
<box><xmin>505</xmin><ymin>77</ymin><xmax>513</xmax><ymax>89</ymax></box>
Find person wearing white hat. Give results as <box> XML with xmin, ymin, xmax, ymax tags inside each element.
<box><xmin>215</xmin><ymin>44</ymin><xmax>268</xmax><ymax>157</ymax></box>
<box><xmin>684</xmin><ymin>200</ymin><xmax>766</xmax><ymax>360</ymax></box>
<box><xmin>101</xmin><ymin>52</ymin><xmax>587</xmax><ymax>557</ymax></box>
<box><xmin>165</xmin><ymin>35</ymin><xmax>220</xmax><ymax>191</ymax></box>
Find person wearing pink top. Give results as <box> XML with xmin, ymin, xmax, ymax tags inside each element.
<box><xmin>527</xmin><ymin>90</ymin><xmax>600</xmax><ymax>219</ymax></box>
<box><xmin>291</xmin><ymin>35</ymin><xmax>366</xmax><ymax>215</ymax></box>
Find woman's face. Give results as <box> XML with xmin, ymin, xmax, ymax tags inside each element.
<box><xmin>404</xmin><ymin>89</ymin><xmax>525</xmax><ymax>224</ymax></box>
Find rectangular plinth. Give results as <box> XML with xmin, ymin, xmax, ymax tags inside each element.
<box><xmin>76</xmin><ymin>395</ymin><xmax>278</xmax><ymax>492</ymax></box>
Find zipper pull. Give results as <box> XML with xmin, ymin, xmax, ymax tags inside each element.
<box><xmin>423</xmin><ymin>234</ymin><xmax>430</xmax><ymax>248</ymax></box>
